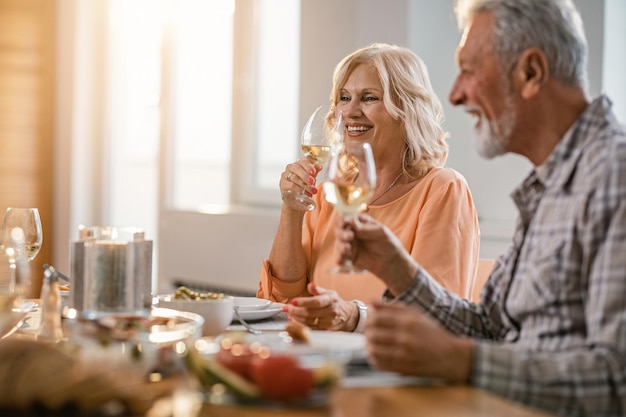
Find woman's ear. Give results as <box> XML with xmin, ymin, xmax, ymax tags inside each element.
<box><xmin>515</xmin><ymin>48</ymin><xmax>548</xmax><ymax>99</ymax></box>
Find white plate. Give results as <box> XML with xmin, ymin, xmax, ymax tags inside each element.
<box><xmin>250</xmin><ymin>330</ymin><xmax>366</xmax><ymax>363</ymax></box>
<box><xmin>233</xmin><ymin>296</ymin><xmax>272</xmax><ymax>311</ymax></box>
<box><xmin>305</xmin><ymin>331</ymin><xmax>367</xmax><ymax>362</ymax></box>
<box><xmin>307</xmin><ymin>330</ymin><xmax>365</xmax><ymax>353</ymax></box>
<box><xmin>235</xmin><ymin>302</ymin><xmax>284</xmax><ymax>321</ymax></box>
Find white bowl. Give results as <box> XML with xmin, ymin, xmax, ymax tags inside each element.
<box><xmin>156</xmin><ymin>295</ymin><xmax>234</xmax><ymax>337</ymax></box>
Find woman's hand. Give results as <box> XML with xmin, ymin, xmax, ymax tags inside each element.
<box><xmin>282</xmin><ymin>282</ymin><xmax>359</xmax><ymax>332</ymax></box>
<box><xmin>280</xmin><ymin>159</ymin><xmax>323</xmax><ymax>210</ymax></box>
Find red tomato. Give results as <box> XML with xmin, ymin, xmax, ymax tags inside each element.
<box><xmin>250</xmin><ymin>354</ymin><xmax>315</xmax><ymax>401</ymax></box>
<box><xmin>215</xmin><ymin>344</ymin><xmax>258</xmax><ymax>381</ymax></box>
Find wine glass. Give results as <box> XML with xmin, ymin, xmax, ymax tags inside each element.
<box><xmin>323</xmin><ymin>142</ymin><xmax>377</xmax><ymax>273</ymax></box>
<box><xmin>0</xmin><ymin>208</ymin><xmax>43</xmax><ymax>296</ymax></box>
<box><xmin>282</xmin><ymin>105</ymin><xmax>344</xmax><ymax>212</ymax></box>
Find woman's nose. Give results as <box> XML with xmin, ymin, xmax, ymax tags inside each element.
<box><xmin>340</xmin><ymin>100</ymin><xmax>363</xmax><ymax>118</ymax></box>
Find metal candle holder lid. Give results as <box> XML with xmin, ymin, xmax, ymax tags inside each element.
<box><xmin>77</xmin><ymin>226</ymin><xmax>146</xmax><ymax>242</ymax></box>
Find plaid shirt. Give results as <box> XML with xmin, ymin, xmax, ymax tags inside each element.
<box><xmin>388</xmin><ymin>95</ymin><xmax>626</xmax><ymax>416</ymax></box>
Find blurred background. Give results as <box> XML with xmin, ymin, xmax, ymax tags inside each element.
<box><xmin>0</xmin><ymin>0</ymin><xmax>624</xmax><ymax>297</ymax></box>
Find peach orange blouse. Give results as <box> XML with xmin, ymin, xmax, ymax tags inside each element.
<box><xmin>257</xmin><ymin>167</ymin><xmax>480</xmax><ymax>302</ymax></box>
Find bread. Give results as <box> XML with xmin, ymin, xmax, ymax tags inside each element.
<box><xmin>284</xmin><ymin>321</ymin><xmax>311</xmax><ymax>343</ymax></box>
<box><xmin>0</xmin><ymin>339</ymin><xmax>177</xmax><ymax>415</ymax></box>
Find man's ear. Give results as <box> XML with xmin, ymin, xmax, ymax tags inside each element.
<box><xmin>515</xmin><ymin>48</ymin><xmax>548</xmax><ymax>99</ymax></box>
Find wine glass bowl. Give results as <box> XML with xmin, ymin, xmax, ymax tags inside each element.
<box><xmin>282</xmin><ymin>105</ymin><xmax>344</xmax><ymax>212</ymax></box>
<box><xmin>323</xmin><ymin>142</ymin><xmax>377</xmax><ymax>273</ymax></box>
<box><xmin>0</xmin><ymin>207</ymin><xmax>43</xmax><ymax>294</ymax></box>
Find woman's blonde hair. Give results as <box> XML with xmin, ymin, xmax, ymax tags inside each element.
<box><xmin>329</xmin><ymin>43</ymin><xmax>448</xmax><ymax>179</ymax></box>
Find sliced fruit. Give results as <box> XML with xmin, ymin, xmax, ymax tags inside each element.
<box><xmin>312</xmin><ymin>362</ymin><xmax>341</xmax><ymax>387</ymax></box>
<box><xmin>203</xmin><ymin>359</ymin><xmax>261</xmax><ymax>400</ymax></box>
<box><xmin>183</xmin><ymin>346</ymin><xmax>219</xmax><ymax>387</ymax></box>
<box><xmin>250</xmin><ymin>355</ymin><xmax>315</xmax><ymax>401</ymax></box>
<box><xmin>215</xmin><ymin>344</ymin><xmax>258</xmax><ymax>381</ymax></box>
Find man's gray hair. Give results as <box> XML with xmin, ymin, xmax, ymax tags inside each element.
<box><xmin>454</xmin><ymin>0</ymin><xmax>588</xmax><ymax>90</ymax></box>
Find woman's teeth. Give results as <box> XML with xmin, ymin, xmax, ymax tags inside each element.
<box><xmin>347</xmin><ymin>126</ymin><xmax>371</xmax><ymax>132</ymax></box>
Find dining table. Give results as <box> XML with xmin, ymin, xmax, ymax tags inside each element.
<box><xmin>7</xmin><ymin>301</ymin><xmax>558</xmax><ymax>417</ymax></box>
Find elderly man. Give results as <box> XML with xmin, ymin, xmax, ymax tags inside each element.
<box><xmin>334</xmin><ymin>0</ymin><xmax>626</xmax><ymax>416</ymax></box>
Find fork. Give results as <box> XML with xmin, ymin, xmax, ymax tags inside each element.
<box><xmin>233</xmin><ymin>306</ymin><xmax>262</xmax><ymax>335</ymax></box>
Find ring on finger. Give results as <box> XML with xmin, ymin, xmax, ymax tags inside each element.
<box><xmin>286</xmin><ymin>172</ymin><xmax>293</xmax><ymax>181</ymax></box>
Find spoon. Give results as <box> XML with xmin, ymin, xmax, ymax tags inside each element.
<box><xmin>233</xmin><ymin>306</ymin><xmax>262</xmax><ymax>335</ymax></box>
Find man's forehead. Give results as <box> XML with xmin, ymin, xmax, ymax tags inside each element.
<box><xmin>457</xmin><ymin>12</ymin><xmax>494</xmax><ymax>62</ymax></box>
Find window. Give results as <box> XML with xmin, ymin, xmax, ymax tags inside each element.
<box><xmin>105</xmin><ymin>0</ymin><xmax>300</xmax><ymax>234</ymax></box>
<box><xmin>68</xmin><ymin>0</ymin><xmax>300</xmax><ymax>289</ymax></box>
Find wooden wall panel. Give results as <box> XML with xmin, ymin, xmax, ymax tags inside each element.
<box><xmin>0</xmin><ymin>0</ymin><xmax>55</xmax><ymax>297</ymax></box>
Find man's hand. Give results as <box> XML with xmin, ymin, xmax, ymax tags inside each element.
<box><xmin>334</xmin><ymin>214</ymin><xmax>418</xmax><ymax>296</ymax></box>
<box><xmin>365</xmin><ymin>301</ymin><xmax>473</xmax><ymax>383</ymax></box>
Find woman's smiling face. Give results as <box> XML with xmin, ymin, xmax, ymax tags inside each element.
<box><xmin>336</xmin><ymin>64</ymin><xmax>405</xmax><ymax>166</ymax></box>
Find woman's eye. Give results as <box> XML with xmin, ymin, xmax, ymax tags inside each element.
<box><xmin>339</xmin><ymin>95</ymin><xmax>350</xmax><ymax>102</ymax></box>
<box><xmin>363</xmin><ymin>95</ymin><xmax>379</xmax><ymax>102</ymax></box>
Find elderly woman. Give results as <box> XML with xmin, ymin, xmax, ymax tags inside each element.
<box><xmin>257</xmin><ymin>43</ymin><xmax>479</xmax><ymax>332</ymax></box>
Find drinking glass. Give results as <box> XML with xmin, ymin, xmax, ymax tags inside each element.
<box><xmin>282</xmin><ymin>105</ymin><xmax>344</xmax><ymax>211</ymax></box>
<box><xmin>0</xmin><ymin>207</ymin><xmax>43</xmax><ymax>295</ymax></box>
<box><xmin>323</xmin><ymin>142</ymin><xmax>377</xmax><ymax>273</ymax></box>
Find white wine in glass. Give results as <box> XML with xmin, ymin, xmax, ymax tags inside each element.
<box><xmin>0</xmin><ymin>208</ymin><xmax>43</xmax><ymax>294</ymax></box>
<box><xmin>282</xmin><ymin>105</ymin><xmax>344</xmax><ymax>212</ymax></box>
<box><xmin>323</xmin><ymin>142</ymin><xmax>376</xmax><ymax>273</ymax></box>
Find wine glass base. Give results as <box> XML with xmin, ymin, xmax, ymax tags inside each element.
<box><xmin>281</xmin><ymin>190</ymin><xmax>316</xmax><ymax>212</ymax></box>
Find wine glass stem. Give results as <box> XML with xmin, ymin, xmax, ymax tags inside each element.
<box><xmin>342</xmin><ymin>258</ymin><xmax>355</xmax><ymax>269</ymax></box>
<box><xmin>342</xmin><ymin>214</ymin><xmax>356</xmax><ymax>268</ymax></box>
<box><xmin>8</xmin><ymin>261</ymin><xmax>16</xmax><ymax>293</ymax></box>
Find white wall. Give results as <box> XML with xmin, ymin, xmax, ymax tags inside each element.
<box><xmin>406</xmin><ymin>0</ymin><xmax>608</xmax><ymax>258</ymax></box>
<box><xmin>603</xmin><ymin>0</ymin><xmax>626</xmax><ymax>121</ymax></box>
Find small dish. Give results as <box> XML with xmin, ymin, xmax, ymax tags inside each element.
<box><xmin>234</xmin><ymin>303</ymin><xmax>284</xmax><ymax>321</ymax></box>
<box><xmin>188</xmin><ymin>333</ymin><xmax>344</xmax><ymax>407</ymax></box>
<box><xmin>14</xmin><ymin>300</ymin><xmax>37</xmax><ymax>313</ymax></box>
<box><xmin>233</xmin><ymin>297</ymin><xmax>272</xmax><ymax>311</ymax></box>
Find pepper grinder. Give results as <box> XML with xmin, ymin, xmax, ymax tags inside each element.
<box><xmin>37</xmin><ymin>265</ymin><xmax>64</xmax><ymax>343</ymax></box>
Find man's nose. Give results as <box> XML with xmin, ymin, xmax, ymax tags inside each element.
<box><xmin>448</xmin><ymin>77</ymin><xmax>465</xmax><ymax>106</ymax></box>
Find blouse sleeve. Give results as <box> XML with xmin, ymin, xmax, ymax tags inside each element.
<box><xmin>256</xmin><ymin>194</ymin><xmax>327</xmax><ymax>302</ymax></box>
<box><xmin>257</xmin><ymin>259</ymin><xmax>310</xmax><ymax>302</ymax></box>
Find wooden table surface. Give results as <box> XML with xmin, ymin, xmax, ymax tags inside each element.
<box><xmin>222</xmin><ymin>315</ymin><xmax>555</xmax><ymax>417</ymax></box>
<box><xmin>196</xmin><ymin>385</ymin><xmax>556</xmax><ymax>417</ymax></box>
<box><xmin>10</xmin><ymin>304</ymin><xmax>556</xmax><ymax>417</ymax></box>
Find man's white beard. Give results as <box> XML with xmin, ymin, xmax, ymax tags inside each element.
<box><xmin>475</xmin><ymin>94</ymin><xmax>515</xmax><ymax>159</ymax></box>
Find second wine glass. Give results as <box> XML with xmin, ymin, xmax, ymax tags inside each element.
<box><xmin>323</xmin><ymin>141</ymin><xmax>377</xmax><ymax>274</ymax></box>
<box><xmin>282</xmin><ymin>105</ymin><xmax>344</xmax><ymax>211</ymax></box>
<box><xmin>0</xmin><ymin>207</ymin><xmax>43</xmax><ymax>294</ymax></box>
